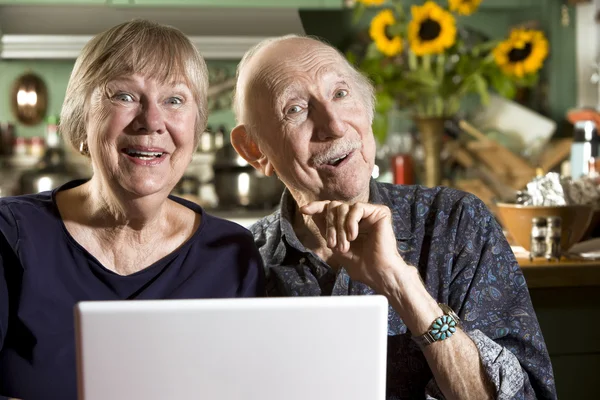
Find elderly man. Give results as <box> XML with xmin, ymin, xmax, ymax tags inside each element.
<box><xmin>230</xmin><ymin>35</ymin><xmax>556</xmax><ymax>400</ymax></box>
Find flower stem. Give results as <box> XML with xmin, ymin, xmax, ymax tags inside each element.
<box><xmin>409</xmin><ymin>51</ymin><xmax>418</xmax><ymax>71</ymax></box>
<box><xmin>422</xmin><ymin>54</ymin><xmax>431</xmax><ymax>72</ymax></box>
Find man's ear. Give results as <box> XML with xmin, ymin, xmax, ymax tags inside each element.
<box><xmin>230</xmin><ymin>124</ymin><xmax>276</xmax><ymax>176</ymax></box>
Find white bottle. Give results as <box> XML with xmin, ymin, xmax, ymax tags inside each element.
<box><xmin>570</xmin><ymin>120</ymin><xmax>599</xmax><ymax>179</ymax></box>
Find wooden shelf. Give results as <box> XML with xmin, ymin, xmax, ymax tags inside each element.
<box><xmin>518</xmin><ymin>257</ymin><xmax>600</xmax><ymax>289</ymax></box>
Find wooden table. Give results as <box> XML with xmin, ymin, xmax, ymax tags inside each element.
<box><xmin>518</xmin><ymin>257</ymin><xmax>600</xmax><ymax>288</ymax></box>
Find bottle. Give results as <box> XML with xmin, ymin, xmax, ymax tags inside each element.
<box><xmin>30</xmin><ymin>137</ymin><xmax>45</xmax><ymax>158</ymax></box>
<box><xmin>570</xmin><ymin>120</ymin><xmax>599</xmax><ymax>179</ymax></box>
<box><xmin>199</xmin><ymin>125</ymin><xmax>214</xmax><ymax>153</ymax></box>
<box><xmin>214</xmin><ymin>125</ymin><xmax>226</xmax><ymax>151</ymax></box>
<box><xmin>391</xmin><ymin>154</ymin><xmax>415</xmax><ymax>185</ymax></box>
<box><xmin>13</xmin><ymin>137</ymin><xmax>27</xmax><ymax>156</ymax></box>
<box><xmin>46</xmin><ymin>115</ymin><xmax>60</xmax><ymax>148</ymax></box>
<box><xmin>545</xmin><ymin>216</ymin><xmax>562</xmax><ymax>261</ymax></box>
<box><xmin>529</xmin><ymin>217</ymin><xmax>547</xmax><ymax>261</ymax></box>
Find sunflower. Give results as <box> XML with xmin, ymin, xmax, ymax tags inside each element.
<box><xmin>448</xmin><ymin>0</ymin><xmax>482</xmax><ymax>16</ymax></box>
<box><xmin>493</xmin><ymin>28</ymin><xmax>549</xmax><ymax>78</ymax></box>
<box><xmin>357</xmin><ymin>0</ymin><xmax>386</xmax><ymax>5</ymax></box>
<box><xmin>408</xmin><ymin>1</ymin><xmax>457</xmax><ymax>56</ymax></box>
<box><xmin>369</xmin><ymin>9</ymin><xmax>404</xmax><ymax>57</ymax></box>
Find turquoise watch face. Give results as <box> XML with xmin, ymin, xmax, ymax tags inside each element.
<box><xmin>430</xmin><ymin>315</ymin><xmax>457</xmax><ymax>341</ymax></box>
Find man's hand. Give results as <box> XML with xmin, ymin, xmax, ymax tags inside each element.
<box><xmin>300</xmin><ymin>200</ymin><xmax>408</xmax><ymax>293</ymax></box>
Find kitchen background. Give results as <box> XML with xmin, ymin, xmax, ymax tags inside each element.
<box><xmin>1</xmin><ymin>0</ymin><xmax>599</xmax><ymax>398</ymax></box>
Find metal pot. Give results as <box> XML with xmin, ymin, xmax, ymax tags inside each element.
<box><xmin>18</xmin><ymin>147</ymin><xmax>83</xmax><ymax>194</ymax></box>
<box><xmin>212</xmin><ymin>144</ymin><xmax>284</xmax><ymax>209</ymax></box>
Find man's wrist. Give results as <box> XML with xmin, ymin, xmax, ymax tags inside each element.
<box><xmin>382</xmin><ymin>264</ymin><xmax>443</xmax><ymax>335</ymax></box>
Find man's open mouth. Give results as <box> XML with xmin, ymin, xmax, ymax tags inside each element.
<box><xmin>325</xmin><ymin>152</ymin><xmax>350</xmax><ymax>166</ymax></box>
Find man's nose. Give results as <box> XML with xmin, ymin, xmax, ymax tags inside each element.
<box><xmin>132</xmin><ymin>101</ymin><xmax>166</xmax><ymax>134</ymax></box>
<box><xmin>315</xmin><ymin>105</ymin><xmax>347</xmax><ymax>141</ymax></box>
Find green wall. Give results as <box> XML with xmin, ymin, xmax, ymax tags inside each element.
<box><xmin>0</xmin><ymin>59</ymin><xmax>238</xmax><ymax>139</ymax></box>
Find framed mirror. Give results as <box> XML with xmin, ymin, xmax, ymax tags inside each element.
<box><xmin>11</xmin><ymin>72</ymin><xmax>48</xmax><ymax>126</ymax></box>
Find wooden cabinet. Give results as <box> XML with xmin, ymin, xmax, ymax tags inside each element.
<box><xmin>131</xmin><ymin>0</ymin><xmax>340</xmax><ymax>7</ymax></box>
<box><xmin>0</xmin><ymin>0</ymin><xmax>106</xmax><ymax>4</ymax></box>
<box><xmin>0</xmin><ymin>0</ymin><xmax>342</xmax><ymax>7</ymax></box>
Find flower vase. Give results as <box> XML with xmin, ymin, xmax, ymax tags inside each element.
<box><xmin>413</xmin><ymin>117</ymin><xmax>447</xmax><ymax>187</ymax></box>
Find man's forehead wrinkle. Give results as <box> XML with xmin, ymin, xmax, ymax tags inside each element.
<box><xmin>241</xmin><ymin>39</ymin><xmax>349</xmax><ymax>113</ymax></box>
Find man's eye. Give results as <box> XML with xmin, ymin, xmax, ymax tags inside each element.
<box><xmin>114</xmin><ymin>93</ymin><xmax>134</xmax><ymax>102</ymax></box>
<box><xmin>335</xmin><ymin>89</ymin><xmax>348</xmax><ymax>98</ymax></box>
<box><xmin>286</xmin><ymin>105</ymin><xmax>302</xmax><ymax>114</ymax></box>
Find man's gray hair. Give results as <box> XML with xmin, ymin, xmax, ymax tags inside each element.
<box><xmin>232</xmin><ymin>34</ymin><xmax>376</xmax><ymax>138</ymax></box>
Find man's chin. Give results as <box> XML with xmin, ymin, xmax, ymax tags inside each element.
<box><xmin>321</xmin><ymin>180</ymin><xmax>370</xmax><ymax>203</ymax></box>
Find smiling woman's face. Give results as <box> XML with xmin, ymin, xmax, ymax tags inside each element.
<box><xmin>250</xmin><ymin>42</ymin><xmax>376</xmax><ymax>205</ymax></box>
<box><xmin>86</xmin><ymin>73</ymin><xmax>198</xmax><ymax>199</ymax></box>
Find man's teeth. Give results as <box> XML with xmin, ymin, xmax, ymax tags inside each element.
<box><xmin>125</xmin><ymin>149</ymin><xmax>164</xmax><ymax>159</ymax></box>
<box><xmin>328</xmin><ymin>154</ymin><xmax>348</xmax><ymax>165</ymax></box>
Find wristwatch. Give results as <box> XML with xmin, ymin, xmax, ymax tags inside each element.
<box><xmin>412</xmin><ymin>304</ymin><xmax>462</xmax><ymax>348</ymax></box>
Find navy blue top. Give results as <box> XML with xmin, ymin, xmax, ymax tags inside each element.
<box><xmin>0</xmin><ymin>180</ymin><xmax>265</xmax><ymax>400</ymax></box>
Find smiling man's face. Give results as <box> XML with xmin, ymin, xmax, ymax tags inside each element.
<box><xmin>244</xmin><ymin>39</ymin><xmax>376</xmax><ymax>205</ymax></box>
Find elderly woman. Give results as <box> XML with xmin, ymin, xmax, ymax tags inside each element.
<box><xmin>0</xmin><ymin>20</ymin><xmax>264</xmax><ymax>400</ymax></box>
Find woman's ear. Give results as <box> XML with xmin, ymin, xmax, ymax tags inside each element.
<box><xmin>230</xmin><ymin>124</ymin><xmax>275</xmax><ymax>176</ymax></box>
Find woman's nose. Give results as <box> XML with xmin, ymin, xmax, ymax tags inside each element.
<box><xmin>132</xmin><ymin>101</ymin><xmax>166</xmax><ymax>134</ymax></box>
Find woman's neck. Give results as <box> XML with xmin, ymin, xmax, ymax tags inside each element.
<box><xmin>82</xmin><ymin>177</ymin><xmax>169</xmax><ymax>232</ymax></box>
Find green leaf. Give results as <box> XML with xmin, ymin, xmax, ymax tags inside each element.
<box><xmin>375</xmin><ymin>91</ymin><xmax>394</xmax><ymax>114</ymax></box>
<box><xmin>365</xmin><ymin>42</ymin><xmax>383</xmax><ymax>60</ymax></box>
<box><xmin>490</xmin><ymin>71</ymin><xmax>516</xmax><ymax>99</ymax></box>
<box><xmin>346</xmin><ymin>51</ymin><xmax>357</xmax><ymax>66</ymax></box>
<box><xmin>472</xmin><ymin>73</ymin><xmax>489</xmax><ymax>104</ymax></box>
<box><xmin>352</xmin><ymin>3</ymin><xmax>367</xmax><ymax>25</ymax></box>
<box><xmin>372</xmin><ymin>111</ymin><xmax>388</xmax><ymax>145</ymax></box>
<box><xmin>403</xmin><ymin>69</ymin><xmax>439</xmax><ymax>87</ymax></box>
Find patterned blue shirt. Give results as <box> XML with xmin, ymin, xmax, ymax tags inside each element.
<box><xmin>250</xmin><ymin>180</ymin><xmax>556</xmax><ymax>399</ymax></box>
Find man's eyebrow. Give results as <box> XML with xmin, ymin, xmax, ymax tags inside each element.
<box><xmin>276</xmin><ymin>83</ymin><xmax>302</xmax><ymax>104</ymax></box>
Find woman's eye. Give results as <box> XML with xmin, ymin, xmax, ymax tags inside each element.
<box><xmin>286</xmin><ymin>105</ymin><xmax>302</xmax><ymax>114</ymax></box>
<box><xmin>114</xmin><ymin>93</ymin><xmax>134</xmax><ymax>102</ymax></box>
<box><xmin>167</xmin><ymin>97</ymin><xmax>183</xmax><ymax>105</ymax></box>
<box><xmin>335</xmin><ymin>89</ymin><xmax>348</xmax><ymax>99</ymax></box>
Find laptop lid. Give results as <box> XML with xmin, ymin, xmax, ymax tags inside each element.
<box><xmin>75</xmin><ymin>296</ymin><xmax>388</xmax><ymax>400</ymax></box>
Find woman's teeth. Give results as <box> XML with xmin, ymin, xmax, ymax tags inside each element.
<box><xmin>125</xmin><ymin>149</ymin><xmax>164</xmax><ymax>160</ymax></box>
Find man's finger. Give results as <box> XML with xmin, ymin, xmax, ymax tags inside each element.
<box><xmin>346</xmin><ymin>203</ymin><xmax>365</xmax><ymax>241</ymax></box>
<box><xmin>335</xmin><ymin>203</ymin><xmax>350</xmax><ymax>253</ymax></box>
<box><xmin>299</xmin><ymin>200</ymin><xmax>330</xmax><ymax>215</ymax></box>
<box><xmin>325</xmin><ymin>202</ymin><xmax>337</xmax><ymax>249</ymax></box>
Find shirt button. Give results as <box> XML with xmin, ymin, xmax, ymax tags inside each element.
<box><xmin>299</xmin><ymin>257</ymin><xmax>306</xmax><ymax>264</ymax></box>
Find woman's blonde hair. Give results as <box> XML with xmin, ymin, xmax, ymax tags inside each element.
<box><xmin>60</xmin><ymin>19</ymin><xmax>209</xmax><ymax>154</ymax></box>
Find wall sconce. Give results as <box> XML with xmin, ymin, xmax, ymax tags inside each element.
<box><xmin>11</xmin><ymin>72</ymin><xmax>48</xmax><ymax>126</ymax></box>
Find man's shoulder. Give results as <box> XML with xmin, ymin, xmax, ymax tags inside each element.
<box><xmin>378</xmin><ymin>182</ymin><xmax>486</xmax><ymax>214</ymax></box>
<box><xmin>249</xmin><ymin>209</ymin><xmax>282</xmax><ymax>245</ymax></box>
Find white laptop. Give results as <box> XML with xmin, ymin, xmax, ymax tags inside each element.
<box><xmin>74</xmin><ymin>296</ymin><xmax>389</xmax><ymax>400</ymax></box>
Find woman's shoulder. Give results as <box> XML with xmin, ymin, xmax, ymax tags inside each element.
<box><xmin>0</xmin><ymin>191</ymin><xmax>59</xmax><ymax>247</ymax></box>
<box><xmin>0</xmin><ymin>191</ymin><xmax>55</xmax><ymax>219</ymax></box>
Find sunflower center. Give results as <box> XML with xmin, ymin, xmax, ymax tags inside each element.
<box><xmin>418</xmin><ymin>19</ymin><xmax>441</xmax><ymax>41</ymax></box>
<box><xmin>508</xmin><ymin>43</ymin><xmax>533</xmax><ymax>62</ymax></box>
<box><xmin>384</xmin><ymin>27</ymin><xmax>395</xmax><ymax>41</ymax></box>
